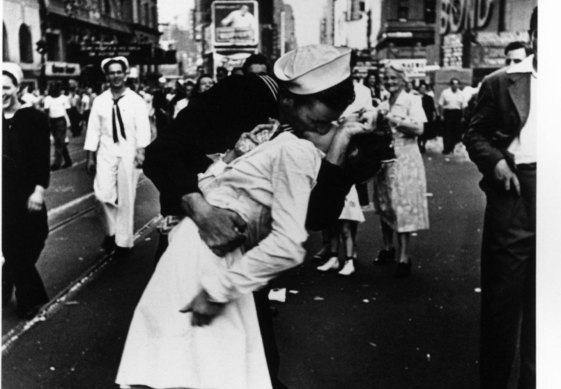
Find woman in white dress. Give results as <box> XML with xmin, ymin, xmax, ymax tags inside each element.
<box><xmin>116</xmin><ymin>44</ymin><xmax>370</xmax><ymax>389</ymax></box>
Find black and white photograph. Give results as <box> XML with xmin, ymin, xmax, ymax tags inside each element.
<box><xmin>2</xmin><ymin>0</ymin><xmax>559</xmax><ymax>388</ymax></box>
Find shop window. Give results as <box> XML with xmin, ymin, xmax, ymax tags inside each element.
<box><xmin>19</xmin><ymin>24</ymin><xmax>33</xmax><ymax>63</ymax></box>
<box><xmin>3</xmin><ymin>22</ymin><xmax>9</xmax><ymax>61</ymax></box>
<box><xmin>398</xmin><ymin>0</ymin><xmax>409</xmax><ymax>21</ymax></box>
<box><xmin>425</xmin><ymin>0</ymin><xmax>436</xmax><ymax>23</ymax></box>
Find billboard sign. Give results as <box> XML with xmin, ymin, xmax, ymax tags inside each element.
<box><xmin>212</xmin><ymin>1</ymin><xmax>259</xmax><ymax>47</ymax></box>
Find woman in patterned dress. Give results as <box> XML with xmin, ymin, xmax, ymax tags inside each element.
<box><xmin>372</xmin><ymin>64</ymin><xmax>429</xmax><ymax>277</ymax></box>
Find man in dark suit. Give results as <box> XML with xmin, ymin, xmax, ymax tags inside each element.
<box><xmin>464</xmin><ymin>7</ymin><xmax>537</xmax><ymax>389</ymax></box>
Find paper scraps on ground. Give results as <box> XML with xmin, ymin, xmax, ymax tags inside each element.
<box><xmin>268</xmin><ymin>288</ymin><xmax>286</xmax><ymax>303</ymax></box>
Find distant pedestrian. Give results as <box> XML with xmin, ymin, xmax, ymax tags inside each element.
<box><xmin>363</xmin><ymin>71</ymin><xmax>380</xmax><ymax>106</ymax></box>
<box><xmin>171</xmin><ymin>80</ymin><xmax>195</xmax><ymax>119</ymax></box>
<box><xmin>67</xmin><ymin>82</ymin><xmax>82</xmax><ymax>137</ymax></box>
<box><xmin>316</xmin><ymin>185</ymin><xmax>364</xmax><ymax>276</ymax></box>
<box><xmin>194</xmin><ymin>74</ymin><xmax>215</xmax><ymax>96</ymax></box>
<box><xmin>372</xmin><ymin>64</ymin><xmax>429</xmax><ymax>278</ymax></box>
<box><xmin>80</xmin><ymin>87</ymin><xmax>94</xmax><ymax>134</ymax></box>
<box><xmin>20</xmin><ymin>83</ymin><xmax>40</xmax><ymax>108</ymax></box>
<box><xmin>242</xmin><ymin>53</ymin><xmax>270</xmax><ymax>76</ymax></box>
<box><xmin>417</xmin><ymin>83</ymin><xmax>437</xmax><ymax>153</ymax></box>
<box><xmin>2</xmin><ymin>63</ymin><xmax>51</xmax><ymax>319</ymax></box>
<box><xmin>216</xmin><ymin>66</ymin><xmax>229</xmax><ymax>82</ymax></box>
<box><xmin>438</xmin><ymin>78</ymin><xmax>466</xmax><ymax>154</ymax></box>
<box><xmin>43</xmin><ymin>82</ymin><xmax>72</xmax><ymax>170</ymax></box>
<box><xmin>464</xmin><ymin>7</ymin><xmax>537</xmax><ymax>389</ymax></box>
<box><xmin>84</xmin><ymin>56</ymin><xmax>151</xmax><ymax>256</ymax></box>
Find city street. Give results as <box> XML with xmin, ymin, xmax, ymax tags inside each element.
<box><xmin>2</xmin><ymin>143</ymin><xmax>489</xmax><ymax>389</ymax></box>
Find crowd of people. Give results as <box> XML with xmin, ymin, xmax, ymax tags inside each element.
<box><xmin>2</xmin><ymin>7</ymin><xmax>537</xmax><ymax>389</ymax></box>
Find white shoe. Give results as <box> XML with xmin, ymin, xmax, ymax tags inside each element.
<box><xmin>317</xmin><ymin>256</ymin><xmax>339</xmax><ymax>272</ymax></box>
<box><xmin>338</xmin><ymin>259</ymin><xmax>355</xmax><ymax>276</ymax></box>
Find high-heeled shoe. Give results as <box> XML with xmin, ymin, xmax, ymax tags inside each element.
<box><xmin>394</xmin><ymin>260</ymin><xmax>412</xmax><ymax>278</ymax></box>
<box><xmin>338</xmin><ymin>258</ymin><xmax>355</xmax><ymax>276</ymax></box>
<box><xmin>373</xmin><ymin>248</ymin><xmax>395</xmax><ymax>265</ymax></box>
<box><xmin>317</xmin><ymin>256</ymin><xmax>340</xmax><ymax>272</ymax></box>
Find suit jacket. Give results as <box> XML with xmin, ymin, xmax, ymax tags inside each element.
<box><xmin>464</xmin><ymin>64</ymin><xmax>532</xmax><ymax>182</ymax></box>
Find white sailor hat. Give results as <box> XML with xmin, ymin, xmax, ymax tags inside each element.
<box><xmin>101</xmin><ymin>56</ymin><xmax>129</xmax><ymax>73</ymax></box>
<box><xmin>2</xmin><ymin>62</ymin><xmax>23</xmax><ymax>85</ymax></box>
<box><xmin>274</xmin><ymin>44</ymin><xmax>352</xmax><ymax>95</ymax></box>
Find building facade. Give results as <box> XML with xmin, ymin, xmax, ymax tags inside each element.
<box><xmin>438</xmin><ymin>0</ymin><xmax>537</xmax><ymax>73</ymax></box>
<box><xmin>3</xmin><ymin>0</ymin><xmax>43</xmax><ymax>82</ymax></box>
<box><xmin>3</xmin><ymin>0</ymin><xmax>164</xmax><ymax>88</ymax></box>
<box><xmin>375</xmin><ymin>0</ymin><xmax>437</xmax><ymax>62</ymax></box>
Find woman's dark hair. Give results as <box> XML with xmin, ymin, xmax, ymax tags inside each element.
<box><xmin>284</xmin><ymin>77</ymin><xmax>355</xmax><ymax>113</ymax></box>
<box><xmin>242</xmin><ymin>54</ymin><xmax>269</xmax><ymax>74</ymax></box>
<box><xmin>49</xmin><ymin>82</ymin><xmax>62</xmax><ymax>98</ymax></box>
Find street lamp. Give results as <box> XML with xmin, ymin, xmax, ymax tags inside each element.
<box><xmin>38</xmin><ymin>0</ymin><xmax>48</xmax><ymax>91</ymax></box>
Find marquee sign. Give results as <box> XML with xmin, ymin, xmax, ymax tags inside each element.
<box><xmin>69</xmin><ymin>43</ymin><xmax>152</xmax><ymax>63</ymax></box>
<box><xmin>439</xmin><ymin>0</ymin><xmax>495</xmax><ymax>35</ymax></box>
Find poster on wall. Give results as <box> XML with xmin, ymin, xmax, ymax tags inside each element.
<box><xmin>212</xmin><ymin>1</ymin><xmax>259</xmax><ymax>47</ymax></box>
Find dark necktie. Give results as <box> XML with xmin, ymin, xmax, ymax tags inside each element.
<box><xmin>112</xmin><ymin>95</ymin><xmax>127</xmax><ymax>143</ymax></box>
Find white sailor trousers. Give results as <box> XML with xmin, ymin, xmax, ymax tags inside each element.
<box><xmin>94</xmin><ymin>152</ymin><xmax>140</xmax><ymax>248</ymax></box>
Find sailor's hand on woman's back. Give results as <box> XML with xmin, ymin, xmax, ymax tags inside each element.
<box><xmin>182</xmin><ymin>192</ymin><xmax>247</xmax><ymax>256</ymax></box>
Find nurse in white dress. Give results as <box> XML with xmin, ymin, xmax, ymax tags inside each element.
<box><xmin>116</xmin><ymin>45</ymin><xmax>370</xmax><ymax>389</ymax></box>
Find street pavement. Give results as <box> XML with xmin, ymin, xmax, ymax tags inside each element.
<box><xmin>2</xmin><ymin>140</ymin><xmax>490</xmax><ymax>388</ymax></box>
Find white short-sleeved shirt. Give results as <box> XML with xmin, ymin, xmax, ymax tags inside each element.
<box><xmin>438</xmin><ymin>87</ymin><xmax>466</xmax><ymax>110</ymax></box>
<box><xmin>43</xmin><ymin>95</ymin><xmax>70</xmax><ymax>118</ymax></box>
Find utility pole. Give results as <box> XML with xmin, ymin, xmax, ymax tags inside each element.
<box><xmin>37</xmin><ymin>0</ymin><xmax>48</xmax><ymax>91</ymax></box>
<box><xmin>462</xmin><ymin>0</ymin><xmax>475</xmax><ymax>68</ymax></box>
